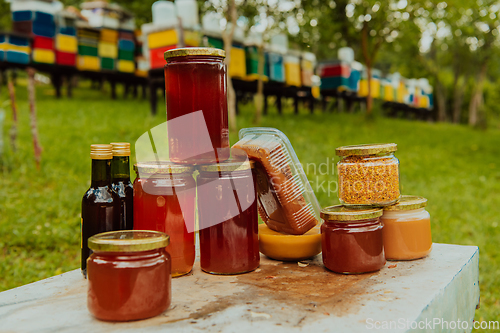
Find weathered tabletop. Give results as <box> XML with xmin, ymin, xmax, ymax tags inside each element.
<box><xmin>0</xmin><ymin>243</ymin><xmax>479</xmax><ymax>333</ymax></box>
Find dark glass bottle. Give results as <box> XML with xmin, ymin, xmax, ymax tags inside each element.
<box><xmin>81</xmin><ymin>144</ymin><xmax>121</xmax><ymax>277</ymax></box>
<box><xmin>110</xmin><ymin>142</ymin><xmax>134</xmax><ymax>230</ymax></box>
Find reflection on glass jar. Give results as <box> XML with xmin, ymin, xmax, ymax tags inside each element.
<box><xmin>197</xmin><ymin>157</ymin><xmax>259</xmax><ymax>274</ymax></box>
<box><xmin>133</xmin><ymin>162</ymin><xmax>195</xmax><ymax>277</ymax></box>
<box><xmin>336</xmin><ymin>143</ymin><xmax>400</xmax><ymax>207</ymax></box>
<box><xmin>321</xmin><ymin>205</ymin><xmax>385</xmax><ymax>274</ymax></box>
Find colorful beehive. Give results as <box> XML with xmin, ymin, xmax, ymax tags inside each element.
<box><xmin>319</xmin><ymin>60</ymin><xmax>351</xmax><ymax>91</ymax></box>
<box><xmin>0</xmin><ymin>33</ymin><xmax>31</xmax><ymax>64</ymax></box>
<box><xmin>10</xmin><ymin>3</ymin><xmax>57</xmax><ymax>65</ymax></box>
<box><xmin>266</xmin><ymin>51</ymin><xmax>285</xmax><ymax>83</ymax></box>
<box><xmin>54</xmin><ymin>10</ymin><xmax>78</xmax><ymax>66</ymax></box>
<box><xmin>117</xmin><ymin>30</ymin><xmax>135</xmax><ymax>73</ymax></box>
<box><xmin>204</xmin><ymin>32</ymin><xmax>246</xmax><ymax>79</ymax></box>
<box><xmin>359</xmin><ymin>68</ymin><xmax>381</xmax><ymax>98</ymax></box>
<box><xmin>301</xmin><ymin>52</ymin><xmax>316</xmax><ymax>87</ymax></box>
<box><xmin>348</xmin><ymin>61</ymin><xmax>362</xmax><ymax>92</ymax></box>
<box><xmin>142</xmin><ymin>23</ymin><xmax>178</xmax><ymax>69</ymax></box>
<box><xmin>284</xmin><ymin>51</ymin><xmax>301</xmax><ymax>87</ymax></box>
<box><xmin>97</xmin><ymin>28</ymin><xmax>118</xmax><ymax>71</ymax></box>
<box><xmin>76</xmin><ymin>22</ymin><xmax>100</xmax><ymax>71</ymax></box>
<box><xmin>381</xmin><ymin>78</ymin><xmax>395</xmax><ymax>102</ymax></box>
<box><xmin>245</xmin><ymin>44</ymin><xmax>268</xmax><ymax>81</ymax></box>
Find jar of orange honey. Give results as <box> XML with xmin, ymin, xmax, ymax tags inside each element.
<box><xmin>381</xmin><ymin>195</ymin><xmax>432</xmax><ymax>260</ymax></box>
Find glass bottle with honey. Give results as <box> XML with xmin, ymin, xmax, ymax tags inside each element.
<box><xmin>110</xmin><ymin>142</ymin><xmax>133</xmax><ymax>230</ymax></box>
<box><xmin>81</xmin><ymin>144</ymin><xmax>121</xmax><ymax>277</ymax></box>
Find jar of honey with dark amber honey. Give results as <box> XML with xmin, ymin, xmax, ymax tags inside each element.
<box><xmin>87</xmin><ymin>230</ymin><xmax>171</xmax><ymax>321</ymax></box>
<box><xmin>164</xmin><ymin>47</ymin><xmax>229</xmax><ymax>164</ymax></box>
<box><xmin>133</xmin><ymin>162</ymin><xmax>196</xmax><ymax>277</ymax></box>
<box><xmin>197</xmin><ymin>157</ymin><xmax>259</xmax><ymax>274</ymax></box>
<box><xmin>321</xmin><ymin>205</ymin><xmax>385</xmax><ymax>274</ymax></box>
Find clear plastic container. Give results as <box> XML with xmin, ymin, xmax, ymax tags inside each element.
<box><xmin>233</xmin><ymin>127</ymin><xmax>320</xmax><ymax>235</ymax></box>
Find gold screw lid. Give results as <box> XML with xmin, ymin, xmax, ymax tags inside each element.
<box><xmin>198</xmin><ymin>159</ymin><xmax>254</xmax><ymax>172</ymax></box>
<box><xmin>90</xmin><ymin>144</ymin><xmax>112</xmax><ymax>160</ymax></box>
<box><xmin>320</xmin><ymin>205</ymin><xmax>383</xmax><ymax>222</ymax></box>
<box><xmin>335</xmin><ymin>143</ymin><xmax>397</xmax><ymax>156</ymax></box>
<box><xmin>134</xmin><ymin>161</ymin><xmax>194</xmax><ymax>175</ymax></box>
<box><xmin>110</xmin><ymin>142</ymin><xmax>130</xmax><ymax>156</ymax></box>
<box><xmin>383</xmin><ymin>195</ymin><xmax>427</xmax><ymax>211</ymax></box>
<box><xmin>164</xmin><ymin>47</ymin><xmax>226</xmax><ymax>60</ymax></box>
<box><xmin>88</xmin><ymin>230</ymin><xmax>170</xmax><ymax>252</ymax></box>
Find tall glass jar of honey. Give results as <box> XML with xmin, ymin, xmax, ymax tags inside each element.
<box><xmin>133</xmin><ymin>162</ymin><xmax>196</xmax><ymax>277</ymax></box>
<box><xmin>164</xmin><ymin>47</ymin><xmax>229</xmax><ymax>164</ymax></box>
<box><xmin>197</xmin><ymin>157</ymin><xmax>259</xmax><ymax>274</ymax></box>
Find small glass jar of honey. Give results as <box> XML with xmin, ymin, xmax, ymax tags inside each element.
<box><xmin>87</xmin><ymin>230</ymin><xmax>171</xmax><ymax>321</ymax></box>
<box><xmin>321</xmin><ymin>205</ymin><xmax>385</xmax><ymax>274</ymax></box>
<box><xmin>381</xmin><ymin>195</ymin><xmax>432</xmax><ymax>260</ymax></box>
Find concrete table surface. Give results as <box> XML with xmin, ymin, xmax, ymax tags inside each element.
<box><xmin>0</xmin><ymin>243</ymin><xmax>479</xmax><ymax>333</ymax></box>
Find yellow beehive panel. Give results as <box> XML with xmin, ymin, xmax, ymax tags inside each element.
<box><xmin>0</xmin><ymin>44</ymin><xmax>31</xmax><ymax>53</ymax></box>
<box><xmin>371</xmin><ymin>79</ymin><xmax>380</xmax><ymax>98</ymax></box>
<box><xmin>98</xmin><ymin>42</ymin><xmax>118</xmax><ymax>58</ymax></box>
<box><xmin>100</xmin><ymin>29</ymin><xmax>119</xmax><ymax>43</ymax></box>
<box><xmin>384</xmin><ymin>85</ymin><xmax>394</xmax><ymax>102</ymax></box>
<box><xmin>358</xmin><ymin>79</ymin><xmax>368</xmax><ymax>97</ymax></box>
<box><xmin>148</xmin><ymin>30</ymin><xmax>178</xmax><ymax>49</ymax></box>
<box><xmin>285</xmin><ymin>63</ymin><xmax>301</xmax><ymax>87</ymax></box>
<box><xmin>56</xmin><ymin>34</ymin><xmax>77</xmax><ymax>53</ymax></box>
<box><xmin>135</xmin><ymin>69</ymin><xmax>148</xmax><ymax>77</ymax></box>
<box><xmin>229</xmin><ymin>47</ymin><xmax>246</xmax><ymax>79</ymax></box>
<box><xmin>396</xmin><ymin>82</ymin><xmax>406</xmax><ymax>103</ymax></box>
<box><xmin>117</xmin><ymin>60</ymin><xmax>135</xmax><ymax>73</ymax></box>
<box><xmin>184</xmin><ymin>30</ymin><xmax>200</xmax><ymax>47</ymax></box>
<box><xmin>33</xmin><ymin>49</ymin><xmax>55</xmax><ymax>64</ymax></box>
<box><xmin>420</xmin><ymin>95</ymin><xmax>429</xmax><ymax>108</ymax></box>
<box><xmin>312</xmin><ymin>85</ymin><xmax>320</xmax><ymax>99</ymax></box>
<box><xmin>77</xmin><ymin>55</ymin><xmax>100</xmax><ymax>71</ymax></box>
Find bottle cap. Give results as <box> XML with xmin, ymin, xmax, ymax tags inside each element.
<box><xmin>90</xmin><ymin>144</ymin><xmax>113</xmax><ymax>160</ymax></box>
<box><xmin>110</xmin><ymin>142</ymin><xmax>131</xmax><ymax>156</ymax></box>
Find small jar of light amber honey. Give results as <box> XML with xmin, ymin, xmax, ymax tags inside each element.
<box><xmin>381</xmin><ymin>195</ymin><xmax>432</xmax><ymax>260</ymax></box>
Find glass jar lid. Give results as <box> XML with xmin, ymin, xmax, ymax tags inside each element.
<box><xmin>335</xmin><ymin>143</ymin><xmax>397</xmax><ymax>157</ymax></box>
<box><xmin>383</xmin><ymin>195</ymin><xmax>427</xmax><ymax>211</ymax></box>
<box><xmin>164</xmin><ymin>47</ymin><xmax>226</xmax><ymax>60</ymax></box>
<box><xmin>198</xmin><ymin>159</ymin><xmax>254</xmax><ymax>172</ymax></box>
<box><xmin>320</xmin><ymin>205</ymin><xmax>383</xmax><ymax>222</ymax></box>
<box><xmin>134</xmin><ymin>161</ymin><xmax>194</xmax><ymax>175</ymax></box>
<box><xmin>88</xmin><ymin>230</ymin><xmax>170</xmax><ymax>252</ymax></box>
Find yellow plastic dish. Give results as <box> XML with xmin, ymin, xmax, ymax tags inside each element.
<box><xmin>259</xmin><ymin>224</ymin><xmax>322</xmax><ymax>261</ymax></box>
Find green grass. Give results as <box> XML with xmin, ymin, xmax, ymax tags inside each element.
<box><xmin>1</xmin><ymin>80</ymin><xmax>499</xmax><ymax>324</ymax></box>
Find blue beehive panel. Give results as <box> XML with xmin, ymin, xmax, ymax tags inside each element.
<box><xmin>6</xmin><ymin>51</ymin><xmax>30</xmax><ymax>64</ymax></box>
<box><xmin>12</xmin><ymin>11</ymin><xmax>33</xmax><ymax>22</ymax></box>
<box><xmin>34</xmin><ymin>11</ymin><xmax>55</xmax><ymax>24</ymax></box>
<box><xmin>320</xmin><ymin>76</ymin><xmax>350</xmax><ymax>90</ymax></box>
<box><xmin>0</xmin><ymin>50</ymin><xmax>4</xmax><ymax>61</ymax></box>
<box><xmin>348</xmin><ymin>70</ymin><xmax>361</xmax><ymax>92</ymax></box>
<box><xmin>266</xmin><ymin>52</ymin><xmax>285</xmax><ymax>83</ymax></box>
<box><xmin>118</xmin><ymin>39</ymin><xmax>135</xmax><ymax>51</ymax></box>
<box><xmin>9</xmin><ymin>36</ymin><xmax>30</xmax><ymax>47</ymax></box>
<box><xmin>58</xmin><ymin>26</ymin><xmax>77</xmax><ymax>36</ymax></box>
<box><xmin>0</xmin><ymin>35</ymin><xmax>5</xmax><ymax>44</ymax></box>
<box><xmin>33</xmin><ymin>20</ymin><xmax>56</xmax><ymax>38</ymax></box>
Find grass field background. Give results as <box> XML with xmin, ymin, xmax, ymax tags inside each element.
<box><xmin>1</xmin><ymin>80</ymin><xmax>499</xmax><ymax>323</ymax></box>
